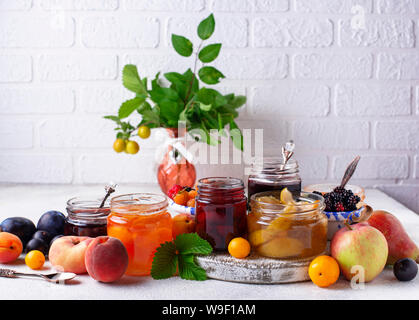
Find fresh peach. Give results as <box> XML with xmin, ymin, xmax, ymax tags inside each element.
<box><xmin>172</xmin><ymin>213</ymin><xmax>196</xmax><ymax>238</ymax></box>
<box><xmin>49</xmin><ymin>236</ymin><xmax>93</xmax><ymax>274</ymax></box>
<box><xmin>0</xmin><ymin>232</ymin><xmax>23</xmax><ymax>263</ymax></box>
<box><xmin>85</xmin><ymin>236</ymin><xmax>128</xmax><ymax>283</ymax></box>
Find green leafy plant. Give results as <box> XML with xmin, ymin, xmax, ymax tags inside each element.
<box><xmin>151</xmin><ymin>233</ymin><xmax>213</xmax><ymax>281</ymax></box>
<box><xmin>104</xmin><ymin>14</ymin><xmax>246</xmax><ymax>151</ymax></box>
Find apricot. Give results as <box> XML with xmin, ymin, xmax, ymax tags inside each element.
<box><xmin>0</xmin><ymin>232</ymin><xmax>23</xmax><ymax>263</ymax></box>
<box><xmin>172</xmin><ymin>214</ymin><xmax>196</xmax><ymax>238</ymax></box>
<box><xmin>257</xmin><ymin>237</ymin><xmax>304</xmax><ymax>258</ymax></box>
<box><xmin>85</xmin><ymin>236</ymin><xmax>128</xmax><ymax>283</ymax></box>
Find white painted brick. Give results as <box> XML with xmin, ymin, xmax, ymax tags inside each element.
<box><xmin>0</xmin><ymin>55</ymin><xmax>32</xmax><ymax>82</ymax></box>
<box><xmin>211</xmin><ymin>0</ymin><xmax>252</xmax><ymax>12</ymax></box>
<box><xmin>334</xmin><ymin>155</ymin><xmax>409</xmax><ymax>179</ymax></box>
<box><xmin>253</xmin><ymin>18</ymin><xmax>333</xmax><ymax>48</ymax></box>
<box><xmin>292</xmin><ymin>121</ymin><xmax>370</xmax><ymax>150</ymax></box>
<box><xmin>80</xmin><ymin>85</ymin><xmax>130</xmax><ymax>114</ymax></box>
<box><xmin>295</xmin><ymin>0</ymin><xmax>372</xmax><ymax>13</ymax></box>
<box><xmin>417</xmin><ymin>86</ymin><xmax>419</xmax><ymax>114</ymax></box>
<box><xmin>414</xmin><ymin>155</ymin><xmax>419</xmax><ymax>178</ymax></box>
<box><xmin>339</xmin><ymin>19</ymin><xmax>414</xmax><ymax>48</ymax></box>
<box><xmin>293</xmin><ymin>53</ymin><xmax>372</xmax><ymax>79</ymax></box>
<box><xmin>38</xmin><ymin>55</ymin><xmax>117</xmax><ymax>81</ymax></box>
<box><xmin>377</xmin><ymin>53</ymin><xmax>419</xmax><ymax>80</ymax></box>
<box><xmin>0</xmin><ymin>154</ymin><xmax>73</xmax><ymax>183</ymax></box>
<box><xmin>40</xmin><ymin>0</ymin><xmax>118</xmax><ymax>10</ymax></box>
<box><xmin>254</xmin><ymin>0</ymin><xmax>289</xmax><ymax>12</ymax></box>
<box><xmin>167</xmin><ymin>16</ymin><xmax>248</xmax><ymax>48</ymax></box>
<box><xmin>0</xmin><ymin>87</ymin><xmax>74</xmax><ymax>114</ymax></box>
<box><xmin>335</xmin><ymin>84</ymin><xmax>411</xmax><ymax>116</ymax></box>
<box><xmin>0</xmin><ymin>0</ymin><xmax>31</xmax><ymax>10</ymax></box>
<box><xmin>375</xmin><ymin>121</ymin><xmax>419</xmax><ymax>150</ymax></box>
<box><xmin>80</xmin><ymin>152</ymin><xmax>157</xmax><ymax>184</ymax></box>
<box><xmin>0</xmin><ymin>120</ymin><xmax>33</xmax><ymax>148</ymax></box>
<box><xmin>377</xmin><ymin>0</ymin><xmax>419</xmax><ymax>14</ymax></box>
<box><xmin>298</xmin><ymin>155</ymin><xmax>328</xmax><ymax>180</ymax></box>
<box><xmin>214</xmin><ymin>54</ymin><xmax>288</xmax><ymax>80</ymax></box>
<box><xmin>40</xmin><ymin>118</ymin><xmax>116</xmax><ymax>148</ymax></box>
<box><xmin>0</xmin><ymin>16</ymin><xmax>74</xmax><ymax>48</ymax></box>
<box><xmin>377</xmin><ymin>185</ymin><xmax>419</xmax><ymax>214</ymax></box>
<box><xmin>124</xmin><ymin>54</ymin><xmax>191</xmax><ymax>77</ymax></box>
<box><xmin>251</xmin><ymin>84</ymin><xmax>329</xmax><ymax>117</ymax></box>
<box><xmin>82</xmin><ymin>17</ymin><xmax>159</xmax><ymax>48</ymax></box>
<box><xmin>123</xmin><ymin>0</ymin><xmax>204</xmax><ymax>11</ymax></box>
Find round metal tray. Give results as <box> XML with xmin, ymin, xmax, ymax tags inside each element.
<box><xmin>196</xmin><ymin>252</ymin><xmax>324</xmax><ymax>284</ymax></box>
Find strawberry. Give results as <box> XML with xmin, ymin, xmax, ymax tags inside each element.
<box><xmin>168</xmin><ymin>184</ymin><xmax>183</xmax><ymax>200</ymax></box>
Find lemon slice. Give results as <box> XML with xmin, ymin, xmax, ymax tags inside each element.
<box><xmin>280</xmin><ymin>188</ymin><xmax>295</xmax><ymax>205</ymax></box>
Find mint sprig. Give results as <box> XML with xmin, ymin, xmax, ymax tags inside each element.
<box><xmin>151</xmin><ymin>233</ymin><xmax>212</xmax><ymax>281</ymax></box>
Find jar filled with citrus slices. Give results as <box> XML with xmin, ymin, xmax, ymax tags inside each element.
<box><xmin>248</xmin><ymin>189</ymin><xmax>327</xmax><ymax>259</ymax></box>
<box><xmin>108</xmin><ymin>193</ymin><xmax>172</xmax><ymax>276</ymax></box>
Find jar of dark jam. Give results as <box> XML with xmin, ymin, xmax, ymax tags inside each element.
<box><xmin>195</xmin><ymin>177</ymin><xmax>247</xmax><ymax>251</ymax></box>
<box><xmin>248</xmin><ymin>157</ymin><xmax>301</xmax><ymax>200</ymax></box>
<box><xmin>65</xmin><ymin>197</ymin><xmax>110</xmax><ymax>237</ymax></box>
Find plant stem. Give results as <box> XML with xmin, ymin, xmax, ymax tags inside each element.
<box><xmin>184</xmin><ymin>41</ymin><xmax>203</xmax><ymax>105</ymax></box>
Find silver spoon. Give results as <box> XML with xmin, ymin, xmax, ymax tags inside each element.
<box><xmin>0</xmin><ymin>268</ymin><xmax>76</xmax><ymax>284</ymax></box>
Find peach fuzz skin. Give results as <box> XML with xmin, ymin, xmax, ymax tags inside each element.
<box><xmin>0</xmin><ymin>232</ymin><xmax>23</xmax><ymax>263</ymax></box>
<box><xmin>85</xmin><ymin>236</ymin><xmax>128</xmax><ymax>283</ymax></box>
<box><xmin>49</xmin><ymin>236</ymin><xmax>93</xmax><ymax>274</ymax></box>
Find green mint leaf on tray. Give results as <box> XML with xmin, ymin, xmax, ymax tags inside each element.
<box><xmin>150</xmin><ymin>241</ymin><xmax>178</xmax><ymax>280</ymax></box>
<box><xmin>151</xmin><ymin>233</ymin><xmax>212</xmax><ymax>281</ymax></box>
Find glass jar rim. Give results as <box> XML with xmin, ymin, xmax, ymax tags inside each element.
<box><xmin>110</xmin><ymin>193</ymin><xmax>168</xmax><ymax>215</ymax></box>
<box><xmin>250</xmin><ymin>157</ymin><xmax>298</xmax><ymax>175</ymax></box>
<box><xmin>67</xmin><ymin>196</ymin><xmax>110</xmax><ymax>209</ymax></box>
<box><xmin>198</xmin><ymin>177</ymin><xmax>244</xmax><ymax>190</ymax></box>
<box><xmin>250</xmin><ymin>191</ymin><xmax>324</xmax><ymax>215</ymax></box>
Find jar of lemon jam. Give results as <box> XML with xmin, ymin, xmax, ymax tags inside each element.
<box><xmin>248</xmin><ymin>191</ymin><xmax>327</xmax><ymax>259</ymax></box>
<box><xmin>108</xmin><ymin>193</ymin><xmax>172</xmax><ymax>276</ymax></box>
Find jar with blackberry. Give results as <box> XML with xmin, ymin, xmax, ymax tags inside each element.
<box><xmin>248</xmin><ymin>157</ymin><xmax>302</xmax><ymax>200</ymax></box>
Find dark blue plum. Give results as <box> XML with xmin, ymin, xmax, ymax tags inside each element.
<box><xmin>33</xmin><ymin>230</ymin><xmax>53</xmax><ymax>244</ymax></box>
<box><xmin>50</xmin><ymin>234</ymin><xmax>64</xmax><ymax>246</ymax></box>
<box><xmin>25</xmin><ymin>238</ymin><xmax>49</xmax><ymax>256</ymax></box>
<box><xmin>394</xmin><ymin>258</ymin><xmax>418</xmax><ymax>281</ymax></box>
<box><xmin>37</xmin><ymin>211</ymin><xmax>66</xmax><ymax>237</ymax></box>
<box><xmin>0</xmin><ymin>217</ymin><xmax>36</xmax><ymax>247</ymax></box>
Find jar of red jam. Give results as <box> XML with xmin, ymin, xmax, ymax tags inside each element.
<box><xmin>248</xmin><ymin>157</ymin><xmax>301</xmax><ymax>200</ymax></box>
<box><xmin>195</xmin><ymin>177</ymin><xmax>247</xmax><ymax>251</ymax></box>
<box><xmin>65</xmin><ymin>197</ymin><xmax>110</xmax><ymax>237</ymax></box>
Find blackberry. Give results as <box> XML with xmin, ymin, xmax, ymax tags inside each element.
<box><xmin>323</xmin><ymin>187</ymin><xmax>361</xmax><ymax>212</ymax></box>
<box><xmin>333</xmin><ymin>186</ymin><xmax>345</xmax><ymax>194</ymax></box>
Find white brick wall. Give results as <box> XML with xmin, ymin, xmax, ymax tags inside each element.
<box><xmin>0</xmin><ymin>0</ymin><xmax>418</xmax><ymax>213</ymax></box>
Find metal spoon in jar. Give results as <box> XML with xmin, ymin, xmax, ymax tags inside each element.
<box><xmin>281</xmin><ymin>140</ymin><xmax>295</xmax><ymax>170</ymax></box>
<box><xmin>0</xmin><ymin>268</ymin><xmax>76</xmax><ymax>284</ymax></box>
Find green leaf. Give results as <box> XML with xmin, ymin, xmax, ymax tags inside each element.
<box><xmin>104</xmin><ymin>115</ymin><xmax>121</xmax><ymax>123</ymax></box>
<box><xmin>183</xmin><ymin>69</ymin><xmax>199</xmax><ymax>93</ymax></box>
<box><xmin>201</xmin><ymin>123</ymin><xmax>219</xmax><ymax>146</ymax></box>
<box><xmin>164</xmin><ymin>72</ymin><xmax>185</xmax><ymax>84</ymax></box>
<box><xmin>230</xmin><ymin>120</ymin><xmax>243</xmax><ymax>151</ymax></box>
<box><xmin>231</xmin><ymin>95</ymin><xmax>246</xmax><ymax>108</ymax></box>
<box><xmin>197</xmin><ymin>14</ymin><xmax>215</xmax><ymax>40</ymax></box>
<box><xmin>198</xmin><ymin>43</ymin><xmax>221</xmax><ymax>63</ymax></box>
<box><xmin>149</xmin><ymin>86</ymin><xmax>179</xmax><ymax>103</ymax></box>
<box><xmin>178</xmin><ymin>254</ymin><xmax>207</xmax><ymax>281</ymax></box>
<box><xmin>151</xmin><ymin>241</ymin><xmax>178</xmax><ymax>280</ymax></box>
<box><xmin>199</xmin><ymin>102</ymin><xmax>211</xmax><ymax>111</ymax></box>
<box><xmin>122</xmin><ymin>64</ymin><xmax>146</xmax><ymax>95</ymax></box>
<box><xmin>198</xmin><ymin>66</ymin><xmax>225</xmax><ymax>85</ymax></box>
<box><xmin>171</xmin><ymin>34</ymin><xmax>193</xmax><ymax>57</ymax></box>
<box><xmin>159</xmin><ymin>100</ymin><xmax>182</xmax><ymax>125</ymax></box>
<box><xmin>118</xmin><ymin>97</ymin><xmax>145</xmax><ymax>119</ymax></box>
<box><xmin>174</xmin><ymin>233</ymin><xmax>213</xmax><ymax>255</ymax></box>
<box><xmin>137</xmin><ymin>101</ymin><xmax>152</xmax><ymax>114</ymax></box>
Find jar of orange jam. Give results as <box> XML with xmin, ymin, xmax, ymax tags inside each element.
<box><xmin>108</xmin><ymin>193</ymin><xmax>172</xmax><ymax>276</ymax></box>
<box><xmin>248</xmin><ymin>191</ymin><xmax>327</xmax><ymax>259</ymax></box>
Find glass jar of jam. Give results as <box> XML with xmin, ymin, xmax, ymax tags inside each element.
<box><xmin>65</xmin><ymin>197</ymin><xmax>110</xmax><ymax>237</ymax></box>
<box><xmin>248</xmin><ymin>157</ymin><xmax>301</xmax><ymax>200</ymax></box>
<box><xmin>248</xmin><ymin>191</ymin><xmax>327</xmax><ymax>259</ymax></box>
<box><xmin>195</xmin><ymin>177</ymin><xmax>247</xmax><ymax>251</ymax></box>
<box><xmin>108</xmin><ymin>193</ymin><xmax>172</xmax><ymax>276</ymax></box>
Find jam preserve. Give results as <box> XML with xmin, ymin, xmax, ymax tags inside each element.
<box><xmin>248</xmin><ymin>157</ymin><xmax>301</xmax><ymax>200</ymax></box>
<box><xmin>195</xmin><ymin>177</ymin><xmax>247</xmax><ymax>251</ymax></box>
<box><xmin>65</xmin><ymin>197</ymin><xmax>110</xmax><ymax>237</ymax></box>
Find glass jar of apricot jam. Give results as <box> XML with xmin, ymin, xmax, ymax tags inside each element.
<box><xmin>195</xmin><ymin>177</ymin><xmax>247</xmax><ymax>251</ymax></box>
<box><xmin>108</xmin><ymin>193</ymin><xmax>172</xmax><ymax>276</ymax></box>
<box><xmin>248</xmin><ymin>157</ymin><xmax>301</xmax><ymax>200</ymax></box>
<box><xmin>248</xmin><ymin>191</ymin><xmax>327</xmax><ymax>259</ymax></box>
<box><xmin>65</xmin><ymin>197</ymin><xmax>110</xmax><ymax>237</ymax></box>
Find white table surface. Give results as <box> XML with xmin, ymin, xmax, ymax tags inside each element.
<box><xmin>0</xmin><ymin>184</ymin><xmax>417</xmax><ymax>300</ymax></box>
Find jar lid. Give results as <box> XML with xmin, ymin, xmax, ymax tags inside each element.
<box><xmin>198</xmin><ymin>177</ymin><xmax>244</xmax><ymax>190</ymax></box>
